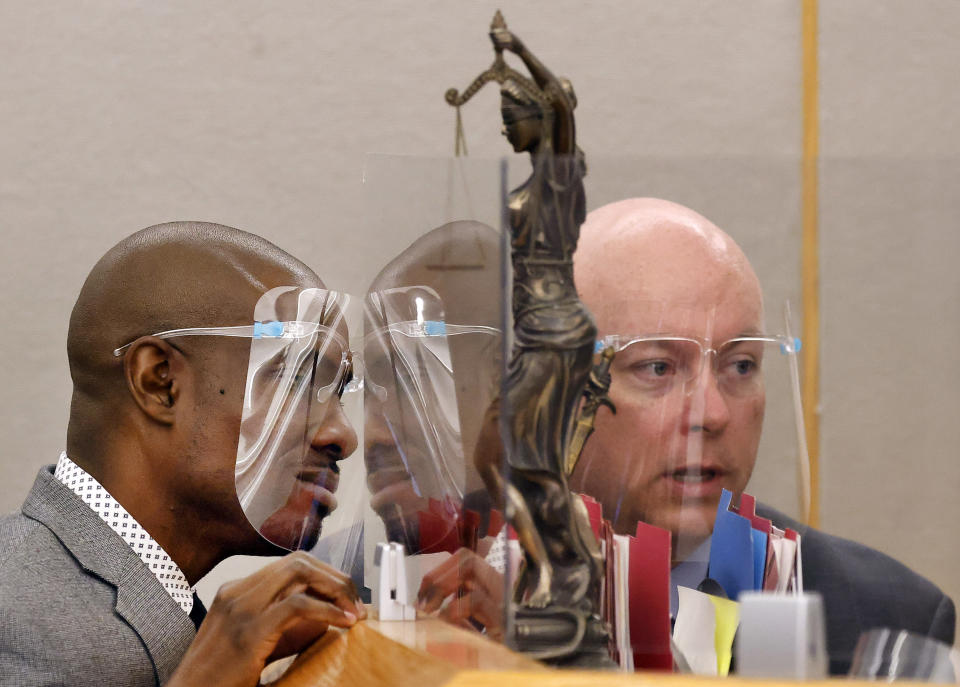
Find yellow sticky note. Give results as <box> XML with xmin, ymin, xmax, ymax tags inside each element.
<box><xmin>707</xmin><ymin>595</ymin><xmax>740</xmax><ymax>676</ymax></box>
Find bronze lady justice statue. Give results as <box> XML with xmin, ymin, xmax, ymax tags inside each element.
<box><xmin>447</xmin><ymin>14</ymin><xmax>612</xmax><ymax>665</ymax></box>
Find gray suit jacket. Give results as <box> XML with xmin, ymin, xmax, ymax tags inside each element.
<box><xmin>0</xmin><ymin>467</ymin><xmax>197</xmax><ymax>686</ymax></box>
<box><xmin>756</xmin><ymin>504</ymin><xmax>956</xmax><ymax>676</ymax></box>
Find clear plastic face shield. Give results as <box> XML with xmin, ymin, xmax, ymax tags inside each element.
<box><xmin>235</xmin><ymin>286</ymin><xmax>362</xmax><ymax>556</ymax></box>
<box><xmin>570</xmin><ymin>299</ymin><xmax>808</xmax><ymax>576</ymax></box>
<box><xmin>362</xmin><ymin>225</ymin><xmax>503</xmax><ymax>559</ymax></box>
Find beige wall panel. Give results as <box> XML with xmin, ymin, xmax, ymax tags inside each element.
<box><xmin>0</xmin><ymin>0</ymin><xmax>801</xmax><ymax>514</ymax></box>
<box><xmin>820</xmin><ymin>0</ymin><xmax>959</xmax><ymax>157</ymax></box>
<box><xmin>819</xmin><ymin>0</ymin><xmax>960</xmax><ymax>639</ymax></box>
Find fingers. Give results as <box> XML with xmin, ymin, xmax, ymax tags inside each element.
<box><xmin>263</xmin><ymin>595</ymin><xmax>349</xmax><ymax>664</ymax></box>
<box><xmin>264</xmin><ymin>592</ymin><xmax>357</xmax><ymax>633</ymax></box>
<box><xmin>169</xmin><ymin>552</ymin><xmax>368</xmax><ymax>687</ymax></box>
<box><xmin>490</xmin><ymin>28</ymin><xmax>515</xmax><ymax>52</ymax></box>
<box><xmin>243</xmin><ymin>551</ymin><xmax>366</xmax><ymax>620</ymax></box>
<box><xmin>417</xmin><ymin>547</ymin><xmax>505</xmax><ymax>635</ymax></box>
<box><xmin>437</xmin><ymin>590</ymin><xmax>504</xmax><ymax>640</ymax></box>
<box><xmin>417</xmin><ymin>548</ymin><xmax>481</xmax><ymax>612</ymax></box>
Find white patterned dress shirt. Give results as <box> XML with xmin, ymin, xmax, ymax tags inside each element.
<box><xmin>54</xmin><ymin>452</ymin><xmax>195</xmax><ymax>614</ymax></box>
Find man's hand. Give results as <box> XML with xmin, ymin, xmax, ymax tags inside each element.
<box><xmin>417</xmin><ymin>548</ymin><xmax>504</xmax><ymax>640</ymax></box>
<box><xmin>490</xmin><ymin>27</ymin><xmax>524</xmax><ymax>55</ymax></box>
<box><xmin>167</xmin><ymin>552</ymin><xmax>366</xmax><ymax>687</ymax></box>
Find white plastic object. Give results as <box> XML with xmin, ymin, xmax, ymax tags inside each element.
<box><xmin>736</xmin><ymin>591</ymin><xmax>827</xmax><ymax>679</ymax></box>
<box><xmin>374</xmin><ymin>542</ymin><xmax>416</xmax><ymax>621</ymax></box>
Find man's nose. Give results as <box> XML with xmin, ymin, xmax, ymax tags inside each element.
<box><xmin>686</xmin><ymin>364</ymin><xmax>731</xmax><ymax>434</ymax></box>
<box><xmin>310</xmin><ymin>399</ymin><xmax>359</xmax><ymax>460</ymax></box>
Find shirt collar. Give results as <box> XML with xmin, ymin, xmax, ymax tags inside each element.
<box><xmin>54</xmin><ymin>452</ymin><xmax>195</xmax><ymax>614</ymax></box>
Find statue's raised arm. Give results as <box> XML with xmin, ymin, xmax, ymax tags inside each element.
<box><xmin>489</xmin><ymin>26</ymin><xmax>576</xmax><ymax>155</ymax></box>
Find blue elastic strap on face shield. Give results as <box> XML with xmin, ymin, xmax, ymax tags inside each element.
<box><xmin>424</xmin><ymin>320</ymin><xmax>447</xmax><ymax>336</ymax></box>
<box><xmin>780</xmin><ymin>337</ymin><xmax>802</xmax><ymax>355</ymax></box>
<box><xmin>253</xmin><ymin>321</ymin><xmax>285</xmax><ymax>339</ymax></box>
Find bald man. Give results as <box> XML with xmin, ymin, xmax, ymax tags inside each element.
<box><xmin>572</xmin><ymin>197</ymin><xmax>765</xmax><ymax>556</ymax></box>
<box><xmin>415</xmin><ymin>199</ymin><xmax>955</xmax><ymax>673</ymax></box>
<box><xmin>0</xmin><ymin>223</ymin><xmax>365</xmax><ymax>686</ymax></box>
<box><xmin>571</xmin><ymin>198</ymin><xmax>954</xmax><ymax>674</ymax></box>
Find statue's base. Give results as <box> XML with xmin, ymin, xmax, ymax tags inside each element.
<box><xmin>511</xmin><ymin>607</ymin><xmax>616</xmax><ymax>669</ymax></box>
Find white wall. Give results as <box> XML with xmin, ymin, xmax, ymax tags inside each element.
<box><xmin>1</xmin><ymin>0</ymin><xmax>956</xmax><ymax>640</ymax></box>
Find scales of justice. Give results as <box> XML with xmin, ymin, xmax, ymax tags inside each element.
<box><xmin>444</xmin><ymin>11</ymin><xmax>617</xmax><ymax>668</ymax></box>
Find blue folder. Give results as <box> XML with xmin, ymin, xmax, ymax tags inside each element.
<box><xmin>708</xmin><ymin>489</ymin><xmax>755</xmax><ymax>601</ymax></box>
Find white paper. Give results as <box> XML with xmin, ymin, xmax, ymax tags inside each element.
<box><xmin>673</xmin><ymin>586</ymin><xmax>719</xmax><ymax>676</ymax></box>
<box><xmin>769</xmin><ymin>535</ymin><xmax>783</xmax><ymax>589</ymax></box>
<box><xmin>612</xmin><ymin>534</ymin><xmax>633</xmax><ymax>671</ymax></box>
<box><xmin>778</xmin><ymin>538</ymin><xmax>797</xmax><ymax>593</ymax></box>
<box><xmin>794</xmin><ymin>533</ymin><xmax>803</xmax><ymax>593</ymax></box>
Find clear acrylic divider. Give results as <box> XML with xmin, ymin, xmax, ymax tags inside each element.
<box><xmin>354</xmin><ymin>152</ymin><xmax>957</xmax><ymax>678</ymax></box>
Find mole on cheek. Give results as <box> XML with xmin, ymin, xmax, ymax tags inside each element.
<box><xmin>219</xmin><ymin>389</ymin><xmax>225</xmax><ymax>395</ymax></box>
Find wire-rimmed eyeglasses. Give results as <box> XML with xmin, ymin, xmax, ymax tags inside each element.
<box><xmin>112</xmin><ymin>321</ymin><xmax>360</xmax><ymax>402</ymax></box>
<box><xmin>596</xmin><ymin>334</ymin><xmax>801</xmax><ymax>397</ymax></box>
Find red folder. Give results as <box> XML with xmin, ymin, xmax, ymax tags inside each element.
<box><xmin>486</xmin><ymin>508</ymin><xmax>505</xmax><ymax>538</ymax></box>
<box><xmin>629</xmin><ymin>521</ymin><xmax>673</xmax><ymax>670</ymax></box>
<box><xmin>737</xmin><ymin>493</ymin><xmax>778</xmax><ymax>591</ymax></box>
<box><xmin>599</xmin><ymin>519</ymin><xmax>618</xmax><ymax>664</ymax></box>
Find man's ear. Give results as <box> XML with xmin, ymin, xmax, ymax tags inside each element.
<box><xmin>123</xmin><ymin>339</ymin><xmax>183</xmax><ymax>425</ymax></box>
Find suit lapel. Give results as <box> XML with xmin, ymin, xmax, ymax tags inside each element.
<box><xmin>22</xmin><ymin>467</ymin><xmax>196</xmax><ymax>684</ymax></box>
<box><xmin>114</xmin><ymin>553</ymin><xmax>197</xmax><ymax>684</ymax></box>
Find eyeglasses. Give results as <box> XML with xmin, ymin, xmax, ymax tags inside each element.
<box><xmin>363</xmin><ymin>320</ymin><xmax>501</xmax><ymax>403</ymax></box>
<box><xmin>112</xmin><ymin>321</ymin><xmax>329</xmax><ymax>357</ymax></box>
<box><xmin>597</xmin><ymin>334</ymin><xmax>801</xmax><ymax>398</ymax></box>
<box><xmin>113</xmin><ymin>321</ymin><xmax>359</xmax><ymax>402</ymax></box>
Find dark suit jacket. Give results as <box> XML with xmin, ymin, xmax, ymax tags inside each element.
<box><xmin>0</xmin><ymin>467</ymin><xmax>196</xmax><ymax>686</ymax></box>
<box><xmin>756</xmin><ymin>504</ymin><xmax>956</xmax><ymax>675</ymax></box>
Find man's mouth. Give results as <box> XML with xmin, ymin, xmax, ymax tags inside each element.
<box><xmin>295</xmin><ymin>466</ymin><xmax>339</xmax><ymax>513</ymax></box>
<box><xmin>669</xmin><ymin>467</ymin><xmax>721</xmax><ymax>483</ymax></box>
<box><xmin>366</xmin><ymin>465</ymin><xmax>412</xmax><ymax>494</ymax></box>
<box><xmin>364</xmin><ymin>445</ymin><xmax>423</xmax><ymax>498</ymax></box>
<box><xmin>364</xmin><ymin>450</ymin><xmax>425</xmax><ymax>514</ymax></box>
<box><xmin>663</xmin><ymin>465</ymin><xmax>727</xmax><ymax>498</ymax></box>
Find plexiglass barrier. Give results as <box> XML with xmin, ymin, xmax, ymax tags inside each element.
<box><xmin>287</xmin><ymin>153</ymin><xmax>960</xmax><ymax>679</ymax></box>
